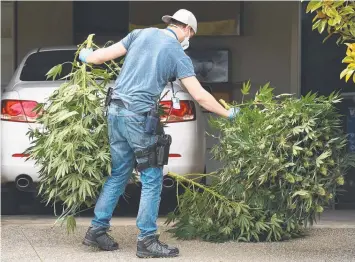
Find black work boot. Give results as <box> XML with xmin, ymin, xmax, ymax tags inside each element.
<box><xmin>82</xmin><ymin>226</ymin><xmax>119</xmax><ymax>251</ymax></box>
<box><xmin>136</xmin><ymin>235</ymin><xmax>179</xmax><ymax>258</ymax></box>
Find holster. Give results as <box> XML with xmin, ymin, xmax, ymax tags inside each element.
<box><xmin>104</xmin><ymin>87</ymin><xmax>113</xmax><ymax>116</ymax></box>
<box><xmin>156</xmin><ymin>134</ymin><xmax>172</xmax><ymax>166</ymax></box>
<box><xmin>135</xmin><ymin>134</ymin><xmax>172</xmax><ymax>172</ymax></box>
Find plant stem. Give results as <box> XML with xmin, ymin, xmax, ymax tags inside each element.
<box><xmin>168</xmin><ymin>172</ymin><xmax>236</xmax><ymax>205</ymax></box>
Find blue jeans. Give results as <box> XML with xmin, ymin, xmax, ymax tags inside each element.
<box><xmin>91</xmin><ymin>103</ymin><xmax>163</xmax><ymax>240</ymax></box>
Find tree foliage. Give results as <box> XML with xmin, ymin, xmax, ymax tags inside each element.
<box><xmin>166</xmin><ymin>82</ymin><xmax>355</xmax><ymax>242</ymax></box>
<box><xmin>306</xmin><ymin>0</ymin><xmax>355</xmax><ymax>83</ymax></box>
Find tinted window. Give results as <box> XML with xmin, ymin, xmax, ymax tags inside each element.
<box><xmin>20</xmin><ymin>50</ymin><xmax>76</xmax><ymax>81</ymax></box>
<box><xmin>20</xmin><ymin>50</ymin><xmax>121</xmax><ymax>81</ymax></box>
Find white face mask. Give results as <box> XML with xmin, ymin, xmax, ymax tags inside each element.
<box><xmin>177</xmin><ymin>26</ymin><xmax>190</xmax><ymax>50</ymax></box>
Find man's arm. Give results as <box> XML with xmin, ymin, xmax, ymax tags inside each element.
<box><xmin>181</xmin><ymin>76</ymin><xmax>230</xmax><ymax>118</ymax></box>
<box><xmin>85</xmin><ymin>42</ymin><xmax>127</xmax><ymax>65</ymax></box>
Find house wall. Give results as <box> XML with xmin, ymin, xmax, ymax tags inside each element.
<box><xmin>196</xmin><ymin>1</ymin><xmax>299</xmax><ymax>97</ymax></box>
<box><xmin>1</xmin><ymin>1</ymin><xmax>15</xmax><ymax>88</ymax></box>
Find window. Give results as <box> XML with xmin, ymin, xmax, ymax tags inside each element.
<box><xmin>20</xmin><ymin>50</ymin><xmax>76</xmax><ymax>81</ymax></box>
<box><xmin>20</xmin><ymin>50</ymin><xmax>121</xmax><ymax>82</ymax></box>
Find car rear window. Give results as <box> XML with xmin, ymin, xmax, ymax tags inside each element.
<box><xmin>20</xmin><ymin>50</ymin><xmax>76</xmax><ymax>81</ymax></box>
<box><xmin>19</xmin><ymin>50</ymin><xmax>120</xmax><ymax>81</ymax></box>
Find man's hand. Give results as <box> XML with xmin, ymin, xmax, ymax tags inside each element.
<box><xmin>227</xmin><ymin>107</ymin><xmax>240</xmax><ymax>119</ymax></box>
<box><xmin>180</xmin><ymin>76</ymin><xmax>230</xmax><ymax>118</ymax></box>
<box><xmin>79</xmin><ymin>42</ymin><xmax>127</xmax><ymax>65</ymax></box>
<box><xmin>79</xmin><ymin>48</ymin><xmax>93</xmax><ymax>63</ymax></box>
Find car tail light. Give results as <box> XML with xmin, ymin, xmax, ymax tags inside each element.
<box><xmin>160</xmin><ymin>100</ymin><xmax>196</xmax><ymax>123</ymax></box>
<box><xmin>1</xmin><ymin>100</ymin><xmax>40</xmax><ymax>123</ymax></box>
<box><xmin>12</xmin><ymin>153</ymin><xmax>30</xmax><ymax>158</ymax></box>
<box><xmin>169</xmin><ymin>154</ymin><xmax>181</xmax><ymax>157</ymax></box>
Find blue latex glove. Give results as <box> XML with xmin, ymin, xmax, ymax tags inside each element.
<box><xmin>79</xmin><ymin>48</ymin><xmax>93</xmax><ymax>63</ymax></box>
<box><xmin>228</xmin><ymin>107</ymin><xmax>240</xmax><ymax>119</ymax></box>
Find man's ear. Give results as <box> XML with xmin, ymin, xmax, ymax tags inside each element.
<box><xmin>187</xmin><ymin>26</ymin><xmax>193</xmax><ymax>37</ymax></box>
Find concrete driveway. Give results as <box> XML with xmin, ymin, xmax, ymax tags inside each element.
<box><xmin>1</xmin><ymin>210</ymin><xmax>355</xmax><ymax>262</ymax></box>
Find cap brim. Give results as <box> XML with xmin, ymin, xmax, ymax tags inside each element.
<box><xmin>162</xmin><ymin>15</ymin><xmax>173</xmax><ymax>24</ymax></box>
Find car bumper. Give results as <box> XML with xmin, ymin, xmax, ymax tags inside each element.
<box><xmin>1</xmin><ymin>157</ymin><xmax>204</xmax><ymax>183</ymax></box>
<box><xmin>1</xmin><ymin>117</ymin><xmax>206</xmax><ymax>184</ymax></box>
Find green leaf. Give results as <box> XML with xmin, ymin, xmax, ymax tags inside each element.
<box><xmin>241</xmin><ymin>80</ymin><xmax>251</xmax><ymax>95</ymax></box>
<box><xmin>342</xmin><ymin>56</ymin><xmax>354</xmax><ymax>64</ymax></box>
<box><xmin>66</xmin><ymin>215</ymin><xmax>77</xmax><ymax>234</ymax></box>
<box><xmin>319</xmin><ymin>20</ymin><xmax>327</xmax><ymax>33</ymax></box>
<box><xmin>316</xmin><ymin>150</ymin><xmax>332</xmax><ymax>167</ymax></box>
<box><xmin>332</xmin><ymin>1</ymin><xmax>344</xmax><ymax>8</ymax></box>
<box><xmin>312</xmin><ymin>20</ymin><xmax>321</xmax><ymax>31</ymax></box>
<box><xmin>340</xmin><ymin>68</ymin><xmax>349</xmax><ymax>79</ymax></box>
<box><xmin>292</xmin><ymin>144</ymin><xmax>303</xmax><ymax>155</ymax></box>
<box><xmin>285</xmin><ymin>173</ymin><xmax>295</xmax><ymax>184</ymax></box>
<box><xmin>306</xmin><ymin>1</ymin><xmax>322</xmax><ymax>13</ymax></box>
<box><xmin>53</xmin><ymin>111</ymin><xmax>79</xmax><ymax>124</ymax></box>
<box><xmin>46</xmin><ymin>64</ymin><xmax>63</xmax><ymax>80</ymax></box>
<box><xmin>340</xmin><ymin>6</ymin><xmax>355</xmax><ymax>16</ymax></box>
<box><xmin>345</xmin><ymin>70</ymin><xmax>354</xmax><ymax>82</ymax></box>
<box><xmin>292</xmin><ymin>190</ymin><xmax>310</xmax><ymax>198</ymax></box>
<box><xmin>284</xmin><ymin>163</ymin><xmax>296</xmax><ymax>168</ymax></box>
<box><xmin>87</xmin><ymin>94</ymin><xmax>97</xmax><ymax>101</ymax></box>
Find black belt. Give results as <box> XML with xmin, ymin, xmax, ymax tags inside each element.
<box><xmin>111</xmin><ymin>99</ymin><xmax>149</xmax><ymax>117</ymax></box>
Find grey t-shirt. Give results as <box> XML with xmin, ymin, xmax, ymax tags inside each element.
<box><xmin>112</xmin><ymin>28</ymin><xmax>196</xmax><ymax>114</ymax></box>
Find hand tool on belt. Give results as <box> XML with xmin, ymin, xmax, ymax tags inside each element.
<box><xmin>104</xmin><ymin>87</ymin><xmax>172</xmax><ymax>172</ymax></box>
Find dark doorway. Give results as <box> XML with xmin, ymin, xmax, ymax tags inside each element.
<box><xmin>301</xmin><ymin>1</ymin><xmax>355</xmax><ymax>209</ymax></box>
<box><xmin>73</xmin><ymin>1</ymin><xmax>129</xmax><ymax>45</ymax></box>
<box><xmin>300</xmin><ymin>2</ymin><xmax>353</xmax><ymax>95</ymax></box>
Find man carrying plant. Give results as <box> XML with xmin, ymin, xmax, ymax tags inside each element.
<box><xmin>79</xmin><ymin>9</ymin><xmax>239</xmax><ymax>258</ymax></box>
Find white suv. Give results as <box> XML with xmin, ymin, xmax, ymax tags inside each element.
<box><xmin>1</xmin><ymin>47</ymin><xmax>206</xmax><ymax>194</ymax></box>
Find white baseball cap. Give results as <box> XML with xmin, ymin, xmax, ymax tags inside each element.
<box><xmin>162</xmin><ymin>9</ymin><xmax>198</xmax><ymax>34</ymax></box>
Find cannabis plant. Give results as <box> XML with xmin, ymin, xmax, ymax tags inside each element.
<box><xmin>25</xmin><ymin>35</ymin><xmax>121</xmax><ymax>232</ymax></box>
<box><xmin>166</xmin><ymin>82</ymin><xmax>355</xmax><ymax>242</ymax></box>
